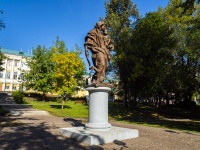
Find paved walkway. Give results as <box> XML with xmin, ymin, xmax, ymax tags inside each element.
<box><xmin>0</xmin><ymin>92</ymin><xmax>49</xmax><ymax>115</ymax></box>
<box><xmin>0</xmin><ymin>92</ymin><xmax>200</xmax><ymax>150</ymax></box>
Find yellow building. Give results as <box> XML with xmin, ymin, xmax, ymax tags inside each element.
<box><xmin>0</xmin><ymin>48</ymin><xmax>32</xmax><ymax>91</ymax></box>
<box><xmin>74</xmin><ymin>87</ymin><xmax>89</xmax><ymax>98</ymax></box>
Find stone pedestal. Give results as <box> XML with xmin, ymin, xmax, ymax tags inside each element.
<box><xmin>60</xmin><ymin>85</ymin><xmax>139</xmax><ymax>145</ymax></box>
<box><xmin>60</xmin><ymin>126</ymin><xmax>138</xmax><ymax>145</ymax></box>
<box><xmin>85</xmin><ymin>86</ymin><xmax>111</xmax><ymax>131</ymax></box>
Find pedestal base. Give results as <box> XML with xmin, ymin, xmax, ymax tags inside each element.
<box><xmin>85</xmin><ymin>122</ymin><xmax>111</xmax><ymax>131</ymax></box>
<box><xmin>60</xmin><ymin>126</ymin><xmax>139</xmax><ymax>145</ymax></box>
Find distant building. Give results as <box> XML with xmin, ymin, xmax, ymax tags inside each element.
<box><xmin>0</xmin><ymin>48</ymin><xmax>32</xmax><ymax>91</ymax></box>
<box><xmin>74</xmin><ymin>87</ymin><xmax>89</xmax><ymax>98</ymax></box>
<box><xmin>73</xmin><ymin>74</ymin><xmax>91</xmax><ymax>98</ymax></box>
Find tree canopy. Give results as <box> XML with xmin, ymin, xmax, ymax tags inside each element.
<box><xmin>24</xmin><ymin>45</ymin><xmax>55</xmax><ymax>100</ymax></box>
<box><xmin>50</xmin><ymin>38</ymin><xmax>85</xmax><ymax>96</ymax></box>
<box><xmin>104</xmin><ymin>0</ymin><xmax>200</xmax><ymax>108</ymax></box>
<box><xmin>0</xmin><ymin>11</ymin><xmax>6</xmax><ymax>71</ymax></box>
<box><xmin>0</xmin><ymin>48</ymin><xmax>6</xmax><ymax>71</ymax></box>
<box><xmin>0</xmin><ymin>10</ymin><xmax>5</xmax><ymax>30</ymax></box>
<box><xmin>24</xmin><ymin>38</ymin><xmax>85</xmax><ymax>100</ymax></box>
<box><xmin>104</xmin><ymin>0</ymin><xmax>139</xmax><ymax>107</ymax></box>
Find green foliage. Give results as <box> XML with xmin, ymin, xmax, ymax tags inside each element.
<box><xmin>104</xmin><ymin>0</ymin><xmax>139</xmax><ymax>107</ymax></box>
<box><xmin>130</xmin><ymin>12</ymin><xmax>176</xmax><ymax>99</ymax></box>
<box><xmin>24</xmin><ymin>45</ymin><xmax>55</xmax><ymax>101</ymax></box>
<box><xmin>104</xmin><ymin>0</ymin><xmax>200</xmax><ymax>108</ymax></box>
<box><xmin>0</xmin><ymin>10</ymin><xmax>5</xmax><ymax>30</ymax></box>
<box><xmin>178</xmin><ymin>0</ymin><xmax>200</xmax><ymax>14</ymax></box>
<box><xmin>0</xmin><ymin>48</ymin><xmax>6</xmax><ymax>71</ymax></box>
<box><xmin>0</xmin><ymin>11</ymin><xmax>5</xmax><ymax>73</ymax></box>
<box><xmin>12</xmin><ymin>91</ymin><xmax>25</xmax><ymax>103</ymax></box>
<box><xmin>51</xmin><ymin>38</ymin><xmax>86</xmax><ymax>96</ymax></box>
<box><xmin>162</xmin><ymin>0</ymin><xmax>200</xmax><ymax>101</ymax></box>
<box><xmin>23</xmin><ymin>37</ymin><xmax>86</xmax><ymax>103</ymax></box>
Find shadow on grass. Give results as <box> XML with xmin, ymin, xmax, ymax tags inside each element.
<box><xmin>50</xmin><ymin>105</ymin><xmax>71</xmax><ymax>109</ymax></box>
<box><xmin>108</xmin><ymin>103</ymin><xmax>200</xmax><ymax>133</ymax></box>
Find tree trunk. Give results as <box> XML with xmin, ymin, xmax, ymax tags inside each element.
<box><xmin>42</xmin><ymin>92</ymin><xmax>47</xmax><ymax>101</ymax></box>
<box><xmin>166</xmin><ymin>93</ymin><xmax>169</xmax><ymax>106</ymax></box>
<box><xmin>158</xmin><ymin>96</ymin><xmax>162</xmax><ymax>106</ymax></box>
<box><xmin>124</xmin><ymin>81</ymin><xmax>128</xmax><ymax>107</ymax></box>
<box><xmin>155</xmin><ymin>95</ymin><xmax>159</xmax><ymax>108</ymax></box>
<box><xmin>188</xmin><ymin>92</ymin><xmax>192</xmax><ymax>102</ymax></box>
<box><xmin>62</xmin><ymin>100</ymin><xmax>64</xmax><ymax>109</ymax></box>
<box><xmin>133</xmin><ymin>96</ymin><xmax>138</xmax><ymax>110</ymax></box>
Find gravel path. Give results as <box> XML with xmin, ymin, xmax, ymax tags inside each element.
<box><xmin>0</xmin><ymin>92</ymin><xmax>200</xmax><ymax>150</ymax></box>
<box><xmin>0</xmin><ymin>114</ymin><xmax>199</xmax><ymax>150</ymax></box>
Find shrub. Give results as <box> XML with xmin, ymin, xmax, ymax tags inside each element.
<box><xmin>12</xmin><ymin>91</ymin><xmax>25</xmax><ymax>103</ymax></box>
<box><xmin>180</xmin><ymin>100</ymin><xmax>196</xmax><ymax>109</ymax></box>
<box><xmin>0</xmin><ymin>106</ymin><xmax>9</xmax><ymax>116</ymax></box>
<box><xmin>29</xmin><ymin>92</ymin><xmax>42</xmax><ymax>98</ymax></box>
<box><xmin>56</xmin><ymin>97</ymin><xmax>63</xmax><ymax>103</ymax></box>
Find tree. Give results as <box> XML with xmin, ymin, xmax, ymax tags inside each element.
<box><xmin>0</xmin><ymin>10</ymin><xmax>5</xmax><ymax>30</ymax></box>
<box><xmin>104</xmin><ymin>0</ymin><xmax>175</xmax><ymax>108</ymax></box>
<box><xmin>162</xmin><ymin>0</ymin><xmax>200</xmax><ymax>103</ymax></box>
<box><xmin>178</xmin><ymin>0</ymin><xmax>200</xmax><ymax>14</ymax></box>
<box><xmin>104</xmin><ymin>0</ymin><xmax>199</xmax><ymax>109</ymax></box>
<box><xmin>50</xmin><ymin>38</ymin><xmax>85</xmax><ymax>109</ymax></box>
<box><xmin>104</xmin><ymin>0</ymin><xmax>139</xmax><ymax>107</ymax></box>
<box><xmin>0</xmin><ymin>48</ymin><xmax>6</xmax><ymax>71</ymax></box>
<box><xmin>0</xmin><ymin>11</ymin><xmax>6</xmax><ymax>71</ymax></box>
<box><xmin>24</xmin><ymin>45</ymin><xmax>55</xmax><ymax>101</ymax></box>
<box><xmin>130</xmin><ymin>12</ymin><xmax>176</xmax><ymax>107</ymax></box>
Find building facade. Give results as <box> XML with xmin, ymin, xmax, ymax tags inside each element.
<box><xmin>0</xmin><ymin>48</ymin><xmax>32</xmax><ymax>91</ymax></box>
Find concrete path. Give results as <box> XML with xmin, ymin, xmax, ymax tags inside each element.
<box><xmin>0</xmin><ymin>92</ymin><xmax>49</xmax><ymax>116</ymax></box>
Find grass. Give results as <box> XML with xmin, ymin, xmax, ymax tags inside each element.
<box><xmin>23</xmin><ymin>97</ymin><xmax>200</xmax><ymax>133</ymax></box>
<box><xmin>24</xmin><ymin>98</ymin><xmax>89</xmax><ymax>118</ymax></box>
<box><xmin>108</xmin><ymin>103</ymin><xmax>200</xmax><ymax>133</ymax></box>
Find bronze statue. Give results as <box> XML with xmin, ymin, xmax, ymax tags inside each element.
<box><xmin>84</xmin><ymin>21</ymin><xmax>114</xmax><ymax>84</ymax></box>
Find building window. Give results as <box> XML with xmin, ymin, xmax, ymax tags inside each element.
<box><xmin>21</xmin><ymin>62</ymin><xmax>24</xmax><ymax>67</ymax></box>
<box><xmin>14</xmin><ymin>61</ymin><xmax>19</xmax><ymax>67</ymax></box>
<box><xmin>6</xmin><ymin>72</ymin><xmax>10</xmax><ymax>79</ymax></box>
<box><xmin>5</xmin><ymin>84</ymin><xmax>10</xmax><ymax>90</ymax></box>
<box><xmin>7</xmin><ymin>60</ymin><xmax>12</xmax><ymax>67</ymax></box>
<box><xmin>12</xmin><ymin>84</ymin><xmax>17</xmax><ymax>90</ymax></box>
<box><xmin>13</xmin><ymin>72</ymin><xmax>18</xmax><ymax>79</ymax></box>
<box><xmin>0</xmin><ymin>71</ymin><xmax>3</xmax><ymax>78</ymax></box>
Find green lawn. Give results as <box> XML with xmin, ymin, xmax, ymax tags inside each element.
<box><xmin>24</xmin><ymin>97</ymin><xmax>200</xmax><ymax>133</ymax></box>
<box><xmin>24</xmin><ymin>98</ymin><xmax>89</xmax><ymax>118</ymax></box>
<box><xmin>108</xmin><ymin>103</ymin><xmax>200</xmax><ymax>133</ymax></box>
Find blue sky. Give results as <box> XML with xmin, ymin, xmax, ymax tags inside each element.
<box><xmin>0</xmin><ymin>0</ymin><xmax>169</xmax><ymax>68</ymax></box>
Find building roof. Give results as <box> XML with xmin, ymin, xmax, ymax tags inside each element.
<box><xmin>0</xmin><ymin>48</ymin><xmax>33</xmax><ymax>57</ymax></box>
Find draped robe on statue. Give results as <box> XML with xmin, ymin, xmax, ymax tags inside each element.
<box><xmin>84</xmin><ymin>23</ymin><xmax>114</xmax><ymax>83</ymax></box>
